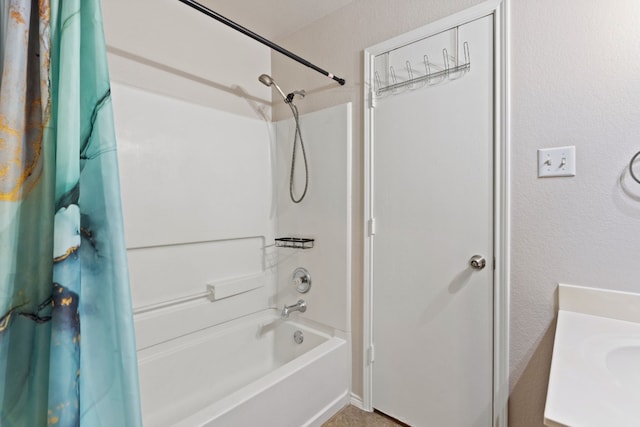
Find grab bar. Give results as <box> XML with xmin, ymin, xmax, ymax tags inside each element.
<box><xmin>133</xmin><ymin>288</ymin><xmax>213</xmax><ymax>315</ymax></box>
<box><xmin>132</xmin><ymin>272</ymin><xmax>265</xmax><ymax>315</ymax></box>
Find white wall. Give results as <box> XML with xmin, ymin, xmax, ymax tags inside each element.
<box><xmin>272</xmin><ymin>0</ymin><xmax>640</xmax><ymax>425</ymax></box>
<box><xmin>102</xmin><ymin>0</ymin><xmax>271</xmax><ymax>118</ymax></box>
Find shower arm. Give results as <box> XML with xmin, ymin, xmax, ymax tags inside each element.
<box><xmin>176</xmin><ymin>0</ymin><xmax>346</xmax><ymax>86</ymax></box>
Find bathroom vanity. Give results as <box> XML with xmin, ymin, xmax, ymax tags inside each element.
<box><xmin>545</xmin><ymin>284</ymin><xmax>640</xmax><ymax>427</ymax></box>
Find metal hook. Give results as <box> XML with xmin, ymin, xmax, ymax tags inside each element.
<box><xmin>374</xmin><ymin>71</ymin><xmax>383</xmax><ymax>95</ymax></box>
<box><xmin>423</xmin><ymin>55</ymin><xmax>431</xmax><ymax>83</ymax></box>
<box><xmin>442</xmin><ymin>48</ymin><xmax>450</xmax><ymax>77</ymax></box>
<box><xmin>390</xmin><ymin>66</ymin><xmax>398</xmax><ymax>92</ymax></box>
<box><xmin>405</xmin><ymin>61</ymin><xmax>414</xmax><ymax>89</ymax></box>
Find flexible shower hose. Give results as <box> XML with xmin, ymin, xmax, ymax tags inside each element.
<box><xmin>288</xmin><ymin>102</ymin><xmax>309</xmax><ymax>203</ymax></box>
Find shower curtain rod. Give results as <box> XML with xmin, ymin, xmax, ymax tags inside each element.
<box><xmin>177</xmin><ymin>0</ymin><xmax>346</xmax><ymax>86</ymax></box>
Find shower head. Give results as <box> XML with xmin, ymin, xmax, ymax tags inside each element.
<box><xmin>258</xmin><ymin>74</ymin><xmax>288</xmax><ymax>103</ymax></box>
<box><xmin>258</xmin><ymin>74</ymin><xmax>274</xmax><ymax>86</ymax></box>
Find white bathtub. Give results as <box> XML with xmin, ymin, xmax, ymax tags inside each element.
<box><xmin>137</xmin><ymin>309</ymin><xmax>349</xmax><ymax>427</ymax></box>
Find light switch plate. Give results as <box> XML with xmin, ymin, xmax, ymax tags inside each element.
<box><xmin>538</xmin><ymin>146</ymin><xmax>576</xmax><ymax>177</ymax></box>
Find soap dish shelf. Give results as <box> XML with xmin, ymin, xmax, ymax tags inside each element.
<box><xmin>275</xmin><ymin>237</ymin><xmax>314</xmax><ymax>249</ymax></box>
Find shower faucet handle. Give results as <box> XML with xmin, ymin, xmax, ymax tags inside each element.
<box><xmin>292</xmin><ymin>267</ymin><xmax>311</xmax><ymax>293</ymax></box>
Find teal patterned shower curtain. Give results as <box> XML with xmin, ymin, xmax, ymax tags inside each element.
<box><xmin>0</xmin><ymin>0</ymin><xmax>142</xmax><ymax>426</ymax></box>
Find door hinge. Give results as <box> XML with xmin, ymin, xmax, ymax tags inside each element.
<box><xmin>367</xmin><ymin>345</ymin><xmax>375</xmax><ymax>364</ymax></box>
<box><xmin>367</xmin><ymin>217</ymin><xmax>376</xmax><ymax>236</ymax></box>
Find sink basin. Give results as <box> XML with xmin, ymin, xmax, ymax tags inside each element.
<box><xmin>544</xmin><ymin>285</ymin><xmax>640</xmax><ymax>427</ymax></box>
<box><xmin>606</xmin><ymin>344</ymin><xmax>640</xmax><ymax>392</ymax></box>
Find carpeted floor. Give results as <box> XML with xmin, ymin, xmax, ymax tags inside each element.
<box><xmin>322</xmin><ymin>405</ymin><xmax>408</xmax><ymax>426</ymax></box>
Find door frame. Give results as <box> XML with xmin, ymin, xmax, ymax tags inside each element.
<box><xmin>362</xmin><ymin>0</ymin><xmax>510</xmax><ymax>425</ymax></box>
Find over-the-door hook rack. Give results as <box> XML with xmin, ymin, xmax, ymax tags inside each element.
<box><xmin>375</xmin><ymin>41</ymin><xmax>471</xmax><ymax>96</ymax></box>
<box><xmin>630</xmin><ymin>150</ymin><xmax>640</xmax><ymax>184</ymax></box>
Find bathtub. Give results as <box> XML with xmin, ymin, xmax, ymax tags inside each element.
<box><xmin>137</xmin><ymin>309</ymin><xmax>349</xmax><ymax>427</ymax></box>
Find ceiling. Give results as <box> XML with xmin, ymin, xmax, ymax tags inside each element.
<box><xmin>200</xmin><ymin>0</ymin><xmax>355</xmax><ymax>41</ymax></box>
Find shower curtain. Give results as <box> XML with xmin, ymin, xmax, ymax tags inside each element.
<box><xmin>0</xmin><ymin>1</ymin><xmax>142</xmax><ymax>426</ymax></box>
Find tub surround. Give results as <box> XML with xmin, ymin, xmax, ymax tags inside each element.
<box><xmin>111</xmin><ymin>82</ymin><xmax>278</xmax><ymax>351</ymax></box>
<box><xmin>544</xmin><ymin>284</ymin><xmax>640</xmax><ymax>427</ymax></box>
<box><xmin>275</xmin><ymin>103</ymin><xmax>353</xmax><ymax>334</ymax></box>
<box><xmin>105</xmin><ymin>0</ymin><xmax>353</xmax><ymax>423</ymax></box>
<box><xmin>110</xmin><ymin>62</ymin><xmax>352</xmax><ymax>424</ymax></box>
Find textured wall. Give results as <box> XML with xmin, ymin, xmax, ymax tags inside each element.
<box><xmin>509</xmin><ymin>1</ymin><xmax>640</xmax><ymax>425</ymax></box>
<box><xmin>273</xmin><ymin>0</ymin><xmax>640</xmax><ymax>423</ymax></box>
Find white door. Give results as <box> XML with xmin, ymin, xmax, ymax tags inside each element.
<box><xmin>372</xmin><ymin>16</ymin><xmax>494</xmax><ymax>427</ymax></box>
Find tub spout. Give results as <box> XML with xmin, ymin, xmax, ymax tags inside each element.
<box><xmin>281</xmin><ymin>299</ymin><xmax>307</xmax><ymax>318</ymax></box>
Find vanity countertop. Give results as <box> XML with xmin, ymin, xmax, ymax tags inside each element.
<box><xmin>544</xmin><ymin>284</ymin><xmax>640</xmax><ymax>427</ymax></box>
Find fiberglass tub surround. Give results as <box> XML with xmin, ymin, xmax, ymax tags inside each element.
<box><xmin>112</xmin><ymin>77</ymin><xmax>352</xmax><ymax>426</ymax></box>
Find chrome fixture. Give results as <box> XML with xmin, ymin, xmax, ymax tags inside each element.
<box><xmin>258</xmin><ymin>74</ymin><xmax>309</xmax><ymax>203</ymax></box>
<box><xmin>292</xmin><ymin>267</ymin><xmax>311</xmax><ymax>293</ymax></box>
<box><xmin>259</xmin><ymin>74</ymin><xmax>288</xmax><ymax>103</ymax></box>
<box><xmin>259</xmin><ymin>74</ymin><xmax>306</xmax><ymax>104</ymax></box>
<box><xmin>281</xmin><ymin>299</ymin><xmax>307</xmax><ymax>318</ymax></box>
<box><xmin>293</xmin><ymin>330</ymin><xmax>304</xmax><ymax>344</ymax></box>
<box><xmin>469</xmin><ymin>255</ymin><xmax>487</xmax><ymax>270</ymax></box>
<box><xmin>286</xmin><ymin>90</ymin><xmax>306</xmax><ymax>103</ymax></box>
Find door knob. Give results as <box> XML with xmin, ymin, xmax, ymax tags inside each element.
<box><xmin>469</xmin><ymin>255</ymin><xmax>486</xmax><ymax>270</ymax></box>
